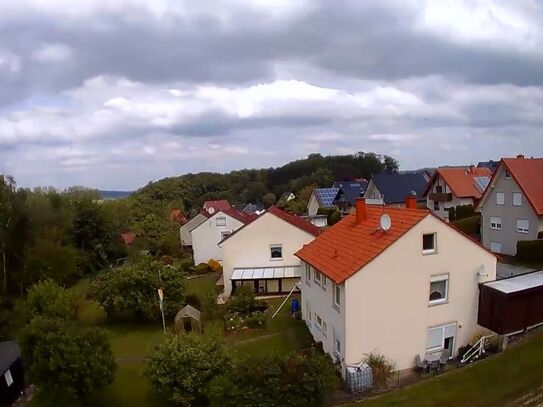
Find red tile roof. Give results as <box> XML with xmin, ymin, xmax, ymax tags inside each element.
<box><xmin>423</xmin><ymin>167</ymin><xmax>492</xmax><ymax>199</ymax></box>
<box><xmin>296</xmin><ymin>207</ymin><xmax>430</xmax><ymax>284</ymax></box>
<box><xmin>221</xmin><ymin>207</ymin><xmax>255</xmax><ymax>225</ymax></box>
<box><xmin>502</xmin><ymin>157</ymin><xmax>543</xmax><ymax>215</ymax></box>
<box><xmin>203</xmin><ymin>200</ymin><xmax>231</xmax><ymax>213</ymax></box>
<box><xmin>267</xmin><ymin>206</ymin><xmax>321</xmax><ymax>236</ymax></box>
<box><xmin>170</xmin><ymin>209</ymin><xmax>188</xmax><ymax>225</ymax></box>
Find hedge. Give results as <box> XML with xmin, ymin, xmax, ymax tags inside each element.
<box><xmin>517</xmin><ymin>239</ymin><xmax>543</xmax><ymax>263</ymax></box>
<box><xmin>452</xmin><ymin>215</ymin><xmax>480</xmax><ymax>236</ymax></box>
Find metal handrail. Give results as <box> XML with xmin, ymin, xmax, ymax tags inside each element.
<box><xmin>460</xmin><ymin>334</ymin><xmax>495</xmax><ymax>364</ymax></box>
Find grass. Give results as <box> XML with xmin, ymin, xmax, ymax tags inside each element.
<box><xmin>186</xmin><ymin>273</ymin><xmax>219</xmax><ymax>298</ymax></box>
<box><xmin>344</xmin><ymin>331</ymin><xmax>543</xmax><ymax>407</ymax></box>
<box><xmin>107</xmin><ymin>323</ymin><xmax>166</xmax><ymax>359</ymax></box>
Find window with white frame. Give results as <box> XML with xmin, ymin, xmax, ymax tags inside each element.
<box><xmin>4</xmin><ymin>369</ymin><xmax>13</xmax><ymax>387</ymax></box>
<box><xmin>517</xmin><ymin>219</ymin><xmax>530</xmax><ymax>234</ymax></box>
<box><xmin>322</xmin><ymin>276</ymin><xmax>327</xmax><ymax>291</ymax></box>
<box><xmin>496</xmin><ymin>192</ymin><xmax>505</xmax><ymax>205</ymax></box>
<box><xmin>335</xmin><ymin>337</ymin><xmax>341</xmax><ymax>354</ymax></box>
<box><xmin>504</xmin><ymin>169</ymin><xmax>511</xmax><ymax>179</ymax></box>
<box><xmin>513</xmin><ymin>192</ymin><xmax>522</xmax><ymax>206</ymax></box>
<box><xmin>490</xmin><ymin>216</ymin><xmax>502</xmax><ymax>230</ymax></box>
<box><xmin>221</xmin><ymin>231</ymin><xmax>231</xmax><ymax>240</ymax></box>
<box><xmin>333</xmin><ymin>283</ymin><xmax>341</xmax><ymax>308</ymax></box>
<box><xmin>270</xmin><ymin>244</ymin><xmax>283</xmax><ymax>259</ymax></box>
<box><xmin>315</xmin><ymin>314</ymin><xmax>323</xmax><ymax>329</ymax></box>
<box><xmin>323</xmin><ymin>321</ymin><xmax>327</xmax><ymax>336</ymax></box>
<box><xmin>216</xmin><ymin>216</ymin><xmax>226</xmax><ymax>226</ymax></box>
<box><xmin>305</xmin><ymin>301</ymin><xmax>312</xmax><ymax>322</ymax></box>
<box><xmin>314</xmin><ymin>270</ymin><xmax>322</xmax><ymax>286</ymax></box>
<box><xmin>305</xmin><ymin>264</ymin><xmax>311</xmax><ymax>285</ymax></box>
<box><xmin>429</xmin><ymin>274</ymin><xmax>448</xmax><ymax>305</ymax></box>
<box><xmin>422</xmin><ymin>233</ymin><xmax>437</xmax><ymax>254</ymax></box>
<box><xmin>490</xmin><ymin>241</ymin><xmax>502</xmax><ymax>253</ymax></box>
<box><xmin>426</xmin><ymin>323</ymin><xmax>456</xmax><ymax>352</ymax></box>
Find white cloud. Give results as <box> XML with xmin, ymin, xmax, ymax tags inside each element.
<box><xmin>32</xmin><ymin>43</ymin><xmax>73</xmax><ymax>63</ymax></box>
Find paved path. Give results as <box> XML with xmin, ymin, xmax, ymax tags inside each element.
<box><xmin>497</xmin><ymin>263</ymin><xmax>536</xmax><ymax>279</ymax></box>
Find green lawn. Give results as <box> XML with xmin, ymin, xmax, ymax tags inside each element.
<box><xmin>345</xmin><ymin>331</ymin><xmax>543</xmax><ymax>406</ymax></box>
<box><xmin>186</xmin><ymin>273</ymin><xmax>219</xmax><ymax>298</ymax></box>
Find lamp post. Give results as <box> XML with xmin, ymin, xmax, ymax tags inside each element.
<box><xmin>157</xmin><ymin>288</ymin><xmax>166</xmax><ymax>334</ymax></box>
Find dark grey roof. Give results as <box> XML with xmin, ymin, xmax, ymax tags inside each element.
<box><xmin>371</xmin><ymin>173</ymin><xmax>428</xmax><ymax>204</ymax></box>
<box><xmin>333</xmin><ymin>181</ymin><xmax>369</xmax><ymax>205</ymax></box>
<box><xmin>242</xmin><ymin>202</ymin><xmax>264</xmax><ymax>214</ymax></box>
<box><xmin>477</xmin><ymin>160</ymin><xmax>499</xmax><ymax>173</ymax></box>
<box><xmin>0</xmin><ymin>341</ymin><xmax>21</xmax><ymax>372</ymax></box>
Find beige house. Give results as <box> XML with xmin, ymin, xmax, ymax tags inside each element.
<box><xmin>219</xmin><ymin>207</ymin><xmax>320</xmax><ymax>298</ymax></box>
<box><xmin>476</xmin><ymin>156</ymin><xmax>543</xmax><ymax>256</ymax></box>
<box><xmin>180</xmin><ymin>212</ymin><xmax>209</xmax><ymax>247</ymax></box>
<box><xmin>296</xmin><ymin>197</ymin><xmax>496</xmax><ymax>374</ymax></box>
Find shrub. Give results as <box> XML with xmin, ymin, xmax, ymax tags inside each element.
<box><xmin>364</xmin><ymin>352</ymin><xmax>396</xmax><ymax>388</ymax></box>
<box><xmin>329</xmin><ymin>210</ymin><xmax>342</xmax><ymax>226</ymax></box>
<box><xmin>517</xmin><ymin>239</ymin><xmax>543</xmax><ymax>263</ymax></box>
<box><xmin>455</xmin><ymin>204</ymin><xmax>475</xmax><ymax>220</ymax></box>
<box><xmin>185</xmin><ymin>294</ymin><xmax>202</xmax><ymax>309</ymax></box>
<box><xmin>453</xmin><ymin>215</ymin><xmax>480</xmax><ymax>236</ymax></box>
<box><xmin>245</xmin><ymin>311</ymin><xmax>266</xmax><ymax>329</ymax></box>
<box><xmin>191</xmin><ymin>263</ymin><xmax>211</xmax><ymax>275</ymax></box>
<box><xmin>224</xmin><ymin>312</ymin><xmax>245</xmax><ymax>331</ymax></box>
<box><xmin>227</xmin><ymin>286</ymin><xmax>257</xmax><ymax>315</ymax></box>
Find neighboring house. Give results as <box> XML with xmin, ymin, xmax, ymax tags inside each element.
<box><xmin>476</xmin><ymin>156</ymin><xmax>543</xmax><ymax>256</ymax></box>
<box><xmin>332</xmin><ymin>180</ymin><xmax>369</xmax><ymax>214</ymax></box>
<box><xmin>203</xmin><ymin>200</ymin><xmax>232</xmax><ymax>215</ymax></box>
<box><xmin>0</xmin><ymin>341</ymin><xmax>25</xmax><ymax>406</ymax></box>
<box><xmin>296</xmin><ymin>197</ymin><xmax>497</xmax><ymax>375</ymax></box>
<box><xmin>219</xmin><ymin>206</ymin><xmax>320</xmax><ymax>298</ymax></box>
<box><xmin>305</xmin><ymin>215</ymin><xmax>329</xmax><ymax>228</ymax></box>
<box><xmin>278</xmin><ymin>192</ymin><xmax>296</xmax><ymax>206</ymax></box>
<box><xmin>242</xmin><ymin>202</ymin><xmax>265</xmax><ymax>216</ymax></box>
<box><xmin>423</xmin><ymin>166</ymin><xmax>492</xmax><ymax>221</ymax></box>
<box><xmin>307</xmin><ymin>188</ymin><xmax>340</xmax><ymax>216</ymax></box>
<box><xmin>477</xmin><ymin>160</ymin><xmax>499</xmax><ymax>174</ymax></box>
<box><xmin>120</xmin><ymin>232</ymin><xmax>136</xmax><ymax>246</ymax></box>
<box><xmin>170</xmin><ymin>209</ymin><xmax>188</xmax><ymax>225</ymax></box>
<box><xmin>191</xmin><ymin>208</ymin><xmax>254</xmax><ymax>265</ymax></box>
<box><xmin>363</xmin><ymin>173</ymin><xmax>428</xmax><ymax>206</ymax></box>
<box><xmin>180</xmin><ymin>212</ymin><xmax>209</xmax><ymax>247</ymax></box>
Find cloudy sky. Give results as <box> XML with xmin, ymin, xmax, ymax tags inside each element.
<box><xmin>1</xmin><ymin>0</ymin><xmax>542</xmax><ymax>190</ymax></box>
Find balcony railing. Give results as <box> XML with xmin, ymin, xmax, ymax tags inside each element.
<box><xmin>429</xmin><ymin>192</ymin><xmax>452</xmax><ymax>202</ymax></box>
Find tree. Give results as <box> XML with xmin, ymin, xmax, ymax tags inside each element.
<box><xmin>18</xmin><ymin>280</ymin><xmax>76</xmax><ymax>325</ymax></box>
<box><xmin>209</xmin><ymin>348</ymin><xmax>339</xmax><ymax>407</ymax></box>
<box><xmin>383</xmin><ymin>155</ymin><xmax>399</xmax><ymax>173</ymax></box>
<box><xmin>19</xmin><ymin>317</ymin><xmax>116</xmax><ymax>404</ymax></box>
<box><xmin>262</xmin><ymin>192</ymin><xmax>277</xmax><ymax>208</ymax></box>
<box><xmin>144</xmin><ymin>333</ymin><xmax>230</xmax><ymax>406</ymax></box>
<box><xmin>25</xmin><ymin>240</ymin><xmax>79</xmax><ymax>285</ymax></box>
<box><xmin>93</xmin><ymin>258</ymin><xmax>187</xmax><ymax>320</ymax></box>
<box><xmin>0</xmin><ymin>175</ymin><xmax>17</xmax><ymax>293</ymax></box>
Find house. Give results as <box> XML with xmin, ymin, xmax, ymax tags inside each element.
<box><xmin>332</xmin><ymin>180</ymin><xmax>369</xmax><ymax>214</ymax></box>
<box><xmin>278</xmin><ymin>192</ymin><xmax>296</xmax><ymax>206</ymax></box>
<box><xmin>179</xmin><ymin>212</ymin><xmax>209</xmax><ymax>247</ymax></box>
<box><xmin>476</xmin><ymin>155</ymin><xmax>543</xmax><ymax>256</ymax></box>
<box><xmin>203</xmin><ymin>200</ymin><xmax>232</xmax><ymax>215</ymax></box>
<box><xmin>219</xmin><ymin>206</ymin><xmax>320</xmax><ymax>298</ymax></box>
<box><xmin>295</xmin><ymin>197</ymin><xmax>497</xmax><ymax>374</ymax></box>
<box><xmin>422</xmin><ymin>166</ymin><xmax>492</xmax><ymax>221</ymax></box>
<box><xmin>242</xmin><ymin>202</ymin><xmax>265</xmax><ymax>216</ymax></box>
<box><xmin>0</xmin><ymin>341</ymin><xmax>24</xmax><ymax>406</ymax></box>
<box><xmin>170</xmin><ymin>209</ymin><xmax>188</xmax><ymax>225</ymax></box>
<box><xmin>307</xmin><ymin>188</ymin><xmax>340</xmax><ymax>216</ymax></box>
<box><xmin>363</xmin><ymin>172</ymin><xmax>428</xmax><ymax>206</ymax></box>
<box><xmin>477</xmin><ymin>160</ymin><xmax>499</xmax><ymax>174</ymax></box>
<box><xmin>120</xmin><ymin>232</ymin><xmax>136</xmax><ymax>246</ymax></box>
<box><xmin>191</xmin><ymin>208</ymin><xmax>255</xmax><ymax>265</ymax></box>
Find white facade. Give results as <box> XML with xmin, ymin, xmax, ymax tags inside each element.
<box><xmin>220</xmin><ymin>211</ymin><xmax>316</xmax><ymax>297</ymax></box>
<box><xmin>180</xmin><ymin>213</ymin><xmax>208</xmax><ymax>246</ymax></box>
<box><xmin>300</xmin><ymin>214</ymin><xmax>496</xmax><ymax>374</ymax></box>
<box><xmin>307</xmin><ymin>192</ymin><xmax>321</xmax><ymax>216</ymax></box>
<box><xmin>191</xmin><ymin>211</ymin><xmax>245</xmax><ymax>265</ymax></box>
<box><xmin>426</xmin><ymin>174</ymin><xmax>475</xmax><ymax>221</ymax></box>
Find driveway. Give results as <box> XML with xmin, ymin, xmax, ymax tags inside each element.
<box><xmin>497</xmin><ymin>263</ymin><xmax>536</xmax><ymax>279</ymax></box>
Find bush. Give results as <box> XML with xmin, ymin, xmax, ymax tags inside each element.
<box><xmin>185</xmin><ymin>294</ymin><xmax>202</xmax><ymax>309</ymax></box>
<box><xmin>329</xmin><ymin>210</ymin><xmax>342</xmax><ymax>226</ymax></box>
<box><xmin>455</xmin><ymin>204</ymin><xmax>475</xmax><ymax>221</ymax></box>
<box><xmin>227</xmin><ymin>286</ymin><xmax>257</xmax><ymax>315</ymax></box>
<box><xmin>191</xmin><ymin>263</ymin><xmax>211</xmax><ymax>275</ymax></box>
<box><xmin>453</xmin><ymin>215</ymin><xmax>480</xmax><ymax>236</ymax></box>
<box><xmin>517</xmin><ymin>239</ymin><xmax>543</xmax><ymax>263</ymax></box>
<box><xmin>245</xmin><ymin>311</ymin><xmax>266</xmax><ymax>329</ymax></box>
<box><xmin>364</xmin><ymin>352</ymin><xmax>396</xmax><ymax>388</ymax></box>
<box><xmin>224</xmin><ymin>312</ymin><xmax>246</xmax><ymax>331</ymax></box>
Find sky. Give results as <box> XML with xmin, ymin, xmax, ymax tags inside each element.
<box><xmin>1</xmin><ymin>0</ymin><xmax>542</xmax><ymax>190</ymax></box>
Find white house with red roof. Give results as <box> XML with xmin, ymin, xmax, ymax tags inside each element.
<box><xmin>476</xmin><ymin>155</ymin><xmax>543</xmax><ymax>256</ymax></box>
<box><xmin>296</xmin><ymin>197</ymin><xmax>496</xmax><ymax>374</ymax></box>
<box><xmin>219</xmin><ymin>206</ymin><xmax>320</xmax><ymax>298</ymax></box>
<box><xmin>191</xmin><ymin>207</ymin><xmax>254</xmax><ymax>265</ymax></box>
<box><xmin>203</xmin><ymin>200</ymin><xmax>232</xmax><ymax>215</ymax></box>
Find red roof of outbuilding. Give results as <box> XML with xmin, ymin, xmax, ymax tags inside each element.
<box><xmin>170</xmin><ymin>209</ymin><xmax>188</xmax><ymax>225</ymax></box>
<box><xmin>296</xmin><ymin>207</ymin><xmax>430</xmax><ymax>284</ymax></box>
<box><xmin>221</xmin><ymin>207</ymin><xmax>255</xmax><ymax>225</ymax></box>
<box><xmin>502</xmin><ymin>158</ymin><xmax>543</xmax><ymax>215</ymax></box>
<box><xmin>423</xmin><ymin>167</ymin><xmax>492</xmax><ymax>199</ymax></box>
<box><xmin>203</xmin><ymin>200</ymin><xmax>231</xmax><ymax>212</ymax></box>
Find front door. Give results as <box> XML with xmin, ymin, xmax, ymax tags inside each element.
<box><xmin>258</xmin><ymin>280</ymin><xmax>266</xmax><ymax>294</ymax></box>
<box><xmin>444</xmin><ymin>336</ymin><xmax>454</xmax><ymax>359</ymax></box>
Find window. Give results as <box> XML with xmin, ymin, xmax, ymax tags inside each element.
<box><xmin>504</xmin><ymin>169</ymin><xmax>511</xmax><ymax>179</ymax></box>
<box><xmin>323</xmin><ymin>321</ymin><xmax>328</xmax><ymax>336</ymax></box>
<box><xmin>426</xmin><ymin>323</ymin><xmax>456</xmax><ymax>352</ymax></box>
<box><xmin>316</xmin><ymin>314</ymin><xmax>323</xmax><ymax>329</ymax></box>
<box><xmin>429</xmin><ymin>274</ymin><xmax>448</xmax><ymax>305</ymax></box>
<box><xmin>221</xmin><ymin>231</ymin><xmax>231</xmax><ymax>240</ymax></box>
<box><xmin>333</xmin><ymin>283</ymin><xmax>341</xmax><ymax>308</ymax></box>
<box><xmin>433</xmin><ymin>201</ymin><xmax>440</xmax><ymax>211</ymax></box>
<box><xmin>305</xmin><ymin>265</ymin><xmax>311</xmax><ymax>284</ymax></box>
<box><xmin>517</xmin><ymin>219</ymin><xmax>530</xmax><ymax>234</ymax></box>
<box><xmin>4</xmin><ymin>369</ymin><xmax>13</xmax><ymax>387</ymax></box>
<box><xmin>496</xmin><ymin>192</ymin><xmax>505</xmax><ymax>205</ymax></box>
<box><xmin>322</xmin><ymin>276</ymin><xmax>327</xmax><ymax>291</ymax></box>
<box><xmin>490</xmin><ymin>241</ymin><xmax>502</xmax><ymax>253</ymax></box>
<box><xmin>270</xmin><ymin>244</ymin><xmax>283</xmax><ymax>259</ymax></box>
<box><xmin>314</xmin><ymin>270</ymin><xmax>322</xmax><ymax>286</ymax></box>
<box><xmin>513</xmin><ymin>192</ymin><xmax>522</xmax><ymax>206</ymax></box>
<box><xmin>436</xmin><ymin>185</ymin><xmax>443</xmax><ymax>194</ymax></box>
<box><xmin>305</xmin><ymin>301</ymin><xmax>312</xmax><ymax>323</ymax></box>
<box><xmin>490</xmin><ymin>216</ymin><xmax>502</xmax><ymax>230</ymax></box>
<box><xmin>216</xmin><ymin>216</ymin><xmax>226</xmax><ymax>226</ymax></box>
<box><xmin>335</xmin><ymin>338</ymin><xmax>341</xmax><ymax>354</ymax></box>
<box><xmin>422</xmin><ymin>233</ymin><xmax>436</xmax><ymax>254</ymax></box>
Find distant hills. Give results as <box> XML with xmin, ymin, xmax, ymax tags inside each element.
<box><xmin>98</xmin><ymin>190</ymin><xmax>133</xmax><ymax>200</ymax></box>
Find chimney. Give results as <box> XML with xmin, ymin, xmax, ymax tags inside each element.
<box><xmin>517</xmin><ymin>154</ymin><xmax>525</xmax><ymax>159</ymax></box>
<box><xmin>469</xmin><ymin>164</ymin><xmax>475</xmax><ymax>174</ymax></box>
<box><xmin>356</xmin><ymin>198</ymin><xmax>367</xmax><ymax>224</ymax></box>
<box><xmin>405</xmin><ymin>195</ymin><xmax>417</xmax><ymax>209</ymax></box>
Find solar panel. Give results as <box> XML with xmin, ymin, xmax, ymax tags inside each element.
<box><xmin>474</xmin><ymin>176</ymin><xmax>490</xmax><ymax>193</ymax></box>
<box><xmin>315</xmin><ymin>188</ymin><xmax>340</xmax><ymax>207</ymax></box>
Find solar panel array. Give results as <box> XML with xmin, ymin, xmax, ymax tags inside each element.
<box><xmin>315</xmin><ymin>188</ymin><xmax>340</xmax><ymax>207</ymax></box>
<box><xmin>474</xmin><ymin>176</ymin><xmax>490</xmax><ymax>194</ymax></box>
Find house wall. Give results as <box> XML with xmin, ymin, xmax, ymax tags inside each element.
<box><xmin>191</xmin><ymin>212</ymin><xmax>244</xmax><ymax>265</ymax></box>
<box><xmin>363</xmin><ymin>179</ymin><xmax>381</xmax><ymax>200</ymax></box>
<box><xmin>479</xmin><ymin>164</ymin><xmax>541</xmax><ymax>255</ymax></box>
<box><xmin>343</xmin><ymin>215</ymin><xmax>496</xmax><ymax>371</ymax></box>
<box><xmin>221</xmin><ymin>212</ymin><xmax>316</xmax><ymax>296</ymax></box>
<box><xmin>307</xmin><ymin>193</ymin><xmax>321</xmax><ymax>216</ymax></box>
<box><xmin>426</xmin><ymin>175</ymin><xmax>474</xmax><ymax>221</ymax></box>
<box><xmin>300</xmin><ymin>262</ymin><xmax>347</xmax><ymax>373</ymax></box>
<box><xmin>180</xmin><ymin>213</ymin><xmax>207</xmax><ymax>246</ymax></box>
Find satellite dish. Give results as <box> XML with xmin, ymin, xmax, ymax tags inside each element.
<box><xmin>208</xmin><ymin>207</ymin><xmax>215</xmax><ymax>214</ymax></box>
<box><xmin>380</xmin><ymin>214</ymin><xmax>392</xmax><ymax>231</ymax></box>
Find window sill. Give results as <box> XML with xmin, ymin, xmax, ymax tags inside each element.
<box><xmin>428</xmin><ymin>300</ymin><xmax>448</xmax><ymax>307</ymax></box>
<box><xmin>270</xmin><ymin>258</ymin><xmax>283</xmax><ymax>262</ymax></box>
<box><xmin>422</xmin><ymin>250</ymin><xmax>437</xmax><ymax>256</ymax></box>
<box><xmin>516</xmin><ymin>231</ymin><xmax>529</xmax><ymax>234</ymax></box>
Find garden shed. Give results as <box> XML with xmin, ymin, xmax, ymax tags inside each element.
<box><xmin>478</xmin><ymin>270</ymin><xmax>543</xmax><ymax>335</ymax></box>
<box><xmin>0</xmin><ymin>341</ymin><xmax>25</xmax><ymax>406</ymax></box>
<box><xmin>174</xmin><ymin>305</ymin><xmax>202</xmax><ymax>334</ymax></box>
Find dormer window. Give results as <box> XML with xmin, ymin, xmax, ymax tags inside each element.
<box><xmin>423</xmin><ymin>233</ymin><xmax>437</xmax><ymax>254</ymax></box>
